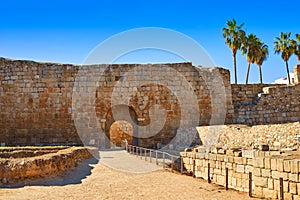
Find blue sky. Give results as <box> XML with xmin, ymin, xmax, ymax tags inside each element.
<box><xmin>0</xmin><ymin>0</ymin><xmax>300</xmax><ymax>83</ymax></box>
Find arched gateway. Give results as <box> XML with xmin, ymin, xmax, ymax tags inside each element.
<box><xmin>0</xmin><ymin>58</ymin><xmax>233</xmax><ymax>149</ymax></box>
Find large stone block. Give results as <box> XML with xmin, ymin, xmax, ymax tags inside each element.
<box><xmin>236</xmin><ymin>164</ymin><xmax>245</xmax><ymax>173</ymax></box>
<box><xmin>242</xmin><ymin>149</ymin><xmax>254</xmax><ymax>158</ymax></box>
<box><xmin>283</xmin><ymin>192</ymin><xmax>293</xmax><ymax>200</ymax></box>
<box><xmin>253</xmin><ymin>176</ymin><xmax>268</xmax><ymax>187</ymax></box>
<box><xmin>289</xmin><ymin>182</ymin><xmax>297</xmax><ymax>194</ymax></box>
<box><xmin>216</xmin><ymin>175</ymin><xmax>225</xmax><ymax>185</ymax></box>
<box><xmin>283</xmin><ymin>180</ymin><xmax>289</xmax><ymax>193</ymax></box>
<box><xmin>267</xmin><ymin>178</ymin><xmax>273</xmax><ymax>190</ymax></box>
<box><xmin>270</xmin><ymin>158</ymin><xmax>277</xmax><ymax>171</ymax></box>
<box><xmin>276</xmin><ymin>159</ymin><xmax>284</xmax><ymax>172</ymax></box>
<box><xmin>288</xmin><ymin>173</ymin><xmax>299</xmax><ymax>182</ymax></box>
<box><xmin>253</xmin><ymin>186</ymin><xmax>263</xmax><ymax>197</ymax></box>
<box><xmin>216</xmin><ymin>154</ymin><xmax>224</xmax><ymax>161</ymax></box>
<box><xmin>208</xmin><ymin>153</ymin><xmax>217</xmax><ymax>161</ymax></box>
<box><xmin>253</xmin><ymin>157</ymin><xmax>264</xmax><ymax>168</ymax></box>
<box><xmin>253</xmin><ymin>167</ymin><xmax>261</xmax><ymax>176</ymax></box>
<box><xmin>263</xmin><ymin>188</ymin><xmax>278</xmax><ymax>199</ymax></box>
<box><xmin>272</xmin><ymin>171</ymin><xmax>288</xmax><ymax>180</ymax></box>
<box><xmin>264</xmin><ymin>157</ymin><xmax>271</xmax><ymax>169</ymax></box>
<box><xmin>245</xmin><ymin>165</ymin><xmax>253</xmax><ymax>173</ymax></box>
<box><xmin>291</xmin><ymin>160</ymin><xmax>299</xmax><ymax>174</ymax></box>
<box><xmin>261</xmin><ymin>169</ymin><xmax>271</xmax><ymax>178</ymax></box>
<box><xmin>234</xmin><ymin>157</ymin><xmax>245</xmax><ymax>165</ymax></box>
<box><xmin>283</xmin><ymin>159</ymin><xmax>291</xmax><ymax>172</ymax></box>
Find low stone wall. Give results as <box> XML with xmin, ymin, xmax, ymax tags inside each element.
<box><xmin>0</xmin><ymin>146</ymin><xmax>94</xmax><ymax>185</ymax></box>
<box><xmin>197</xmin><ymin>122</ymin><xmax>300</xmax><ymax>150</ymax></box>
<box><xmin>181</xmin><ymin>148</ymin><xmax>300</xmax><ymax>199</ymax></box>
<box><xmin>0</xmin><ymin>146</ymin><xmax>68</xmax><ymax>158</ymax></box>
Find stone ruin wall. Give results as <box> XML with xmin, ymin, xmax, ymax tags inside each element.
<box><xmin>231</xmin><ymin>83</ymin><xmax>300</xmax><ymax>125</ymax></box>
<box><xmin>196</xmin><ymin>65</ymin><xmax>300</xmax><ymax>152</ymax></box>
<box><xmin>0</xmin><ymin>58</ymin><xmax>299</xmax><ymax>149</ymax></box>
<box><xmin>0</xmin><ymin>58</ymin><xmax>233</xmax><ymax>148</ymax></box>
<box><xmin>197</xmin><ymin>122</ymin><xmax>300</xmax><ymax>152</ymax></box>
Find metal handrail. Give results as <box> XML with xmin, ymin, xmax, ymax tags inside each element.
<box><xmin>124</xmin><ymin>141</ymin><xmax>183</xmax><ymax>173</ymax></box>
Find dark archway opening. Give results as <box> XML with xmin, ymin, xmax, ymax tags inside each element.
<box><xmin>104</xmin><ymin>105</ymin><xmax>139</xmax><ymax>148</ymax></box>
<box><xmin>109</xmin><ymin>120</ymin><xmax>133</xmax><ymax>147</ymax></box>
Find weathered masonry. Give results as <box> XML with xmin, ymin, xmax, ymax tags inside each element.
<box><xmin>181</xmin><ymin>147</ymin><xmax>300</xmax><ymax>200</ymax></box>
<box><xmin>0</xmin><ymin>58</ymin><xmax>299</xmax><ymax>148</ymax></box>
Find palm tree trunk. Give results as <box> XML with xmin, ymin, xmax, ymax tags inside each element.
<box><xmin>259</xmin><ymin>65</ymin><xmax>263</xmax><ymax>84</ymax></box>
<box><xmin>285</xmin><ymin>61</ymin><xmax>291</xmax><ymax>84</ymax></box>
<box><xmin>233</xmin><ymin>53</ymin><xmax>237</xmax><ymax>84</ymax></box>
<box><xmin>245</xmin><ymin>62</ymin><xmax>251</xmax><ymax>84</ymax></box>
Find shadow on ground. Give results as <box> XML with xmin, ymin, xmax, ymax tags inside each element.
<box><xmin>1</xmin><ymin>156</ymin><xmax>99</xmax><ymax>189</ymax></box>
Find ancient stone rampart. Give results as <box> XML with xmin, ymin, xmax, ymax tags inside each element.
<box><xmin>0</xmin><ymin>58</ymin><xmax>232</xmax><ymax>148</ymax></box>
<box><xmin>0</xmin><ymin>57</ymin><xmax>299</xmax><ymax>149</ymax></box>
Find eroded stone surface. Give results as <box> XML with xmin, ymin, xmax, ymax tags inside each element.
<box><xmin>0</xmin><ymin>146</ymin><xmax>94</xmax><ymax>184</ymax></box>
<box><xmin>197</xmin><ymin>122</ymin><xmax>300</xmax><ymax>150</ymax></box>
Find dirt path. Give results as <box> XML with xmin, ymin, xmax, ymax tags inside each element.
<box><xmin>0</xmin><ymin>150</ymin><xmax>255</xmax><ymax>200</ymax></box>
<box><xmin>99</xmin><ymin>150</ymin><xmax>162</xmax><ymax>173</ymax></box>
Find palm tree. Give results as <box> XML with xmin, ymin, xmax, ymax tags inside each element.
<box><xmin>242</xmin><ymin>34</ymin><xmax>260</xmax><ymax>84</ymax></box>
<box><xmin>274</xmin><ymin>32</ymin><xmax>293</xmax><ymax>84</ymax></box>
<box><xmin>222</xmin><ymin>19</ymin><xmax>246</xmax><ymax>84</ymax></box>
<box><xmin>255</xmin><ymin>41</ymin><xmax>269</xmax><ymax>84</ymax></box>
<box><xmin>292</xmin><ymin>34</ymin><xmax>300</xmax><ymax>63</ymax></box>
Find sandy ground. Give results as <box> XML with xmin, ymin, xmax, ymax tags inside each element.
<box><xmin>0</xmin><ymin>150</ymin><xmax>255</xmax><ymax>200</ymax></box>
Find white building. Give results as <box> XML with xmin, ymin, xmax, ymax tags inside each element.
<box><xmin>274</xmin><ymin>73</ymin><xmax>295</xmax><ymax>84</ymax></box>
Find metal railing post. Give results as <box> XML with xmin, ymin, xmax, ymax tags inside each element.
<box><xmin>208</xmin><ymin>163</ymin><xmax>211</xmax><ymax>183</ymax></box>
<box><xmin>279</xmin><ymin>177</ymin><xmax>284</xmax><ymax>200</ymax></box>
<box><xmin>180</xmin><ymin>156</ymin><xmax>183</xmax><ymax>174</ymax></box>
<box><xmin>132</xmin><ymin>146</ymin><xmax>134</xmax><ymax>154</ymax></box>
<box><xmin>171</xmin><ymin>156</ymin><xmax>174</xmax><ymax>172</ymax></box>
<box><xmin>225</xmin><ymin>167</ymin><xmax>228</xmax><ymax>190</ymax></box>
<box><xmin>249</xmin><ymin>172</ymin><xmax>252</xmax><ymax>197</ymax></box>
<box><xmin>124</xmin><ymin>145</ymin><xmax>181</xmax><ymax>172</ymax></box>
<box><xmin>163</xmin><ymin>152</ymin><xmax>165</xmax><ymax>168</ymax></box>
<box><xmin>193</xmin><ymin>159</ymin><xmax>196</xmax><ymax>178</ymax></box>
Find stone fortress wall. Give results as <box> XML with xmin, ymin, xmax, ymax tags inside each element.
<box><xmin>0</xmin><ymin>58</ymin><xmax>233</xmax><ymax>148</ymax></box>
<box><xmin>0</xmin><ymin>57</ymin><xmax>299</xmax><ymax>149</ymax></box>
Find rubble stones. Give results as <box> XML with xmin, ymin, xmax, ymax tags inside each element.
<box><xmin>197</xmin><ymin>122</ymin><xmax>300</xmax><ymax>150</ymax></box>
